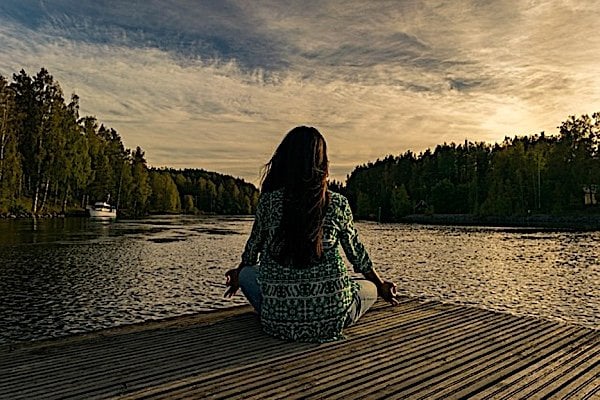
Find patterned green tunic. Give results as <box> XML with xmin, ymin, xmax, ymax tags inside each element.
<box><xmin>241</xmin><ymin>190</ymin><xmax>373</xmax><ymax>342</ymax></box>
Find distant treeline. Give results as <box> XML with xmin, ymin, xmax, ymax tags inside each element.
<box><xmin>148</xmin><ymin>168</ymin><xmax>258</xmax><ymax>215</ymax></box>
<box><xmin>0</xmin><ymin>68</ymin><xmax>258</xmax><ymax>216</ymax></box>
<box><xmin>344</xmin><ymin>113</ymin><xmax>600</xmax><ymax>221</ymax></box>
<box><xmin>3</xmin><ymin>68</ymin><xmax>598</xmax><ymax>221</ymax></box>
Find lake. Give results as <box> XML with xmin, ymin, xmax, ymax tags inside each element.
<box><xmin>0</xmin><ymin>216</ymin><xmax>598</xmax><ymax>344</ymax></box>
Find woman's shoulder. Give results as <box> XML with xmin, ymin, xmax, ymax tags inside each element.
<box><xmin>257</xmin><ymin>189</ymin><xmax>283</xmax><ymax>210</ymax></box>
<box><xmin>328</xmin><ymin>190</ymin><xmax>349</xmax><ymax>208</ymax></box>
<box><xmin>259</xmin><ymin>189</ymin><xmax>284</xmax><ymax>200</ymax></box>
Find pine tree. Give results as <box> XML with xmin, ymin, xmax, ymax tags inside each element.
<box><xmin>0</xmin><ymin>75</ymin><xmax>21</xmax><ymax>210</ymax></box>
<box><xmin>131</xmin><ymin>147</ymin><xmax>151</xmax><ymax>216</ymax></box>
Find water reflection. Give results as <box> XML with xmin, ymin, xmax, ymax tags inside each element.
<box><xmin>0</xmin><ymin>217</ymin><xmax>598</xmax><ymax>343</ymax></box>
<box><xmin>0</xmin><ymin>217</ymin><xmax>116</xmax><ymax>245</ymax></box>
<box><xmin>358</xmin><ymin>223</ymin><xmax>599</xmax><ymax>329</ymax></box>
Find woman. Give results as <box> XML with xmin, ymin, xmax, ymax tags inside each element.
<box><xmin>224</xmin><ymin>126</ymin><xmax>400</xmax><ymax>343</ymax></box>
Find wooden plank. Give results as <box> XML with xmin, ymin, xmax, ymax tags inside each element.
<box><xmin>528</xmin><ymin>346</ymin><xmax>600</xmax><ymax>399</ymax></box>
<box><xmin>117</xmin><ymin>303</ymin><xmax>460</xmax><ymax>399</ymax></box>
<box><xmin>161</xmin><ymin>312</ymin><xmax>528</xmax><ymax>397</ymax></box>
<box><xmin>472</xmin><ymin>330</ymin><xmax>600</xmax><ymax>400</ymax></box>
<box><xmin>545</xmin><ymin>360</ymin><xmax>600</xmax><ymax>400</ymax></box>
<box><xmin>232</xmin><ymin>312</ymin><xmax>506</xmax><ymax>399</ymax></box>
<box><xmin>5</xmin><ymin>332</ymin><xmax>285</xmax><ymax>399</ymax></box>
<box><xmin>302</xmin><ymin>319</ymin><xmax>552</xmax><ymax>399</ymax></box>
<box><xmin>362</xmin><ymin>324</ymin><xmax>571</xmax><ymax>400</ymax></box>
<box><xmin>15</xmin><ymin>304</ymin><xmax>446</xmax><ymax>395</ymax></box>
<box><xmin>1</xmin><ymin>316</ymin><xmax>273</xmax><ymax>399</ymax></box>
<box><xmin>238</xmin><ymin>315</ymin><xmax>508</xmax><ymax>400</ymax></box>
<box><xmin>1</xmin><ymin>299</ymin><xmax>598</xmax><ymax>400</ymax></box>
<box><xmin>470</xmin><ymin>331</ymin><xmax>600</xmax><ymax>399</ymax></box>
<box><xmin>146</xmin><ymin>308</ymin><xmax>494</xmax><ymax>399</ymax></box>
<box><xmin>413</xmin><ymin>328</ymin><xmax>593</xmax><ymax>399</ymax></box>
<box><xmin>2</xmin><ymin>311</ymin><xmax>257</xmax><ymax>368</ymax></box>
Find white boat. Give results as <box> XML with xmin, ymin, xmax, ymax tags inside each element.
<box><xmin>87</xmin><ymin>201</ymin><xmax>117</xmax><ymax>219</ymax></box>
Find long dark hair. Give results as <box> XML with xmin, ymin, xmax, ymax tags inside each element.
<box><xmin>261</xmin><ymin>126</ymin><xmax>330</xmax><ymax>267</ymax></box>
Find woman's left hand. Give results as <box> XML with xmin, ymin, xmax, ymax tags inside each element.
<box><xmin>379</xmin><ymin>281</ymin><xmax>401</xmax><ymax>306</ymax></box>
<box><xmin>224</xmin><ymin>268</ymin><xmax>240</xmax><ymax>298</ymax></box>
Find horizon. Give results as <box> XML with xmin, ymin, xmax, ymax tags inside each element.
<box><xmin>1</xmin><ymin>1</ymin><xmax>599</xmax><ymax>183</ymax></box>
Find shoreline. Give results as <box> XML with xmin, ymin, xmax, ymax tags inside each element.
<box><xmin>395</xmin><ymin>213</ymin><xmax>600</xmax><ymax>230</ymax></box>
<box><xmin>3</xmin><ymin>211</ymin><xmax>600</xmax><ymax>230</ymax></box>
<box><xmin>0</xmin><ymin>210</ymin><xmax>248</xmax><ymax>219</ymax></box>
<box><xmin>0</xmin><ymin>211</ymin><xmax>68</xmax><ymax>219</ymax></box>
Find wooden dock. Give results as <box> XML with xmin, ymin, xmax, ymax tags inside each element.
<box><xmin>1</xmin><ymin>298</ymin><xmax>598</xmax><ymax>399</ymax></box>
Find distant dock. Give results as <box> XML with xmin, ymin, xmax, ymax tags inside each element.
<box><xmin>1</xmin><ymin>299</ymin><xmax>598</xmax><ymax>399</ymax></box>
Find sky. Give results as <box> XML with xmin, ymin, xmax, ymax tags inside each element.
<box><xmin>1</xmin><ymin>0</ymin><xmax>599</xmax><ymax>183</ymax></box>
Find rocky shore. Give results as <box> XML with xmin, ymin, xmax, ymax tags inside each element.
<box><xmin>0</xmin><ymin>209</ymin><xmax>90</xmax><ymax>219</ymax></box>
<box><xmin>0</xmin><ymin>212</ymin><xmax>66</xmax><ymax>219</ymax></box>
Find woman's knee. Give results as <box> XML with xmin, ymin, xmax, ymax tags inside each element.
<box><xmin>238</xmin><ymin>265</ymin><xmax>259</xmax><ymax>289</ymax></box>
<box><xmin>357</xmin><ymin>280</ymin><xmax>378</xmax><ymax>302</ymax></box>
<box><xmin>237</xmin><ymin>265</ymin><xmax>262</xmax><ymax>313</ymax></box>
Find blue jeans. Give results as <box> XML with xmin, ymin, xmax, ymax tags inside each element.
<box><xmin>238</xmin><ymin>266</ymin><xmax>377</xmax><ymax>327</ymax></box>
<box><xmin>238</xmin><ymin>266</ymin><xmax>263</xmax><ymax>314</ymax></box>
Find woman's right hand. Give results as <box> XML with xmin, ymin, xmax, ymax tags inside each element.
<box><xmin>379</xmin><ymin>281</ymin><xmax>401</xmax><ymax>306</ymax></box>
<box><xmin>363</xmin><ymin>269</ymin><xmax>401</xmax><ymax>306</ymax></box>
<box><xmin>224</xmin><ymin>268</ymin><xmax>240</xmax><ymax>298</ymax></box>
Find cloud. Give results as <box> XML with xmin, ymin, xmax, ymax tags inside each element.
<box><xmin>0</xmin><ymin>0</ymin><xmax>599</xmax><ymax>181</ymax></box>
<box><xmin>0</xmin><ymin>0</ymin><xmax>289</xmax><ymax>70</ymax></box>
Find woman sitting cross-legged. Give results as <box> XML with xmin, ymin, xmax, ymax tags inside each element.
<box><xmin>224</xmin><ymin>126</ymin><xmax>400</xmax><ymax>343</ymax></box>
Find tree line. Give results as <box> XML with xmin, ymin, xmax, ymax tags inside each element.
<box><xmin>0</xmin><ymin>68</ymin><xmax>258</xmax><ymax>216</ymax></box>
<box><xmin>148</xmin><ymin>168</ymin><xmax>259</xmax><ymax>215</ymax></box>
<box><xmin>344</xmin><ymin>113</ymin><xmax>600</xmax><ymax>221</ymax></box>
<box><xmin>3</xmin><ymin>68</ymin><xmax>597</xmax><ymax>221</ymax></box>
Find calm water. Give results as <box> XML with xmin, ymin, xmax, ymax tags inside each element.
<box><xmin>0</xmin><ymin>216</ymin><xmax>598</xmax><ymax>343</ymax></box>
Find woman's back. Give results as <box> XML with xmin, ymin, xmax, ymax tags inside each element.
<box><xmin>241</xmin><ymin>189</ymin><xmax>373</xmax><ymax>342</ymax></box>
<box><xmin>226</xmin><ymin>125</ymin><xmax>399</xmax><ymax>343</ymax></box>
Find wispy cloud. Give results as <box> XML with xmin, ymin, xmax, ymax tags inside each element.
<box><xmin>1</xmin><ymin>0</ymin><xmax>599</xmax><ymax>181</ymax></box>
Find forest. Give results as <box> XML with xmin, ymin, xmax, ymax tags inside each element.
<box><xmin>0</xmin><ymin>68</ymin><xmax>258</xmax><ymax>217</ymax></box>
<box><xmin>343</xmin><ymin>113</ymin><xmax>600</xmax><ymax>221</ymax></box>
<box><xmin>2</xmin><ymin>67</ymin><xmax>598</xmax><ymax>221</ymax></box>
